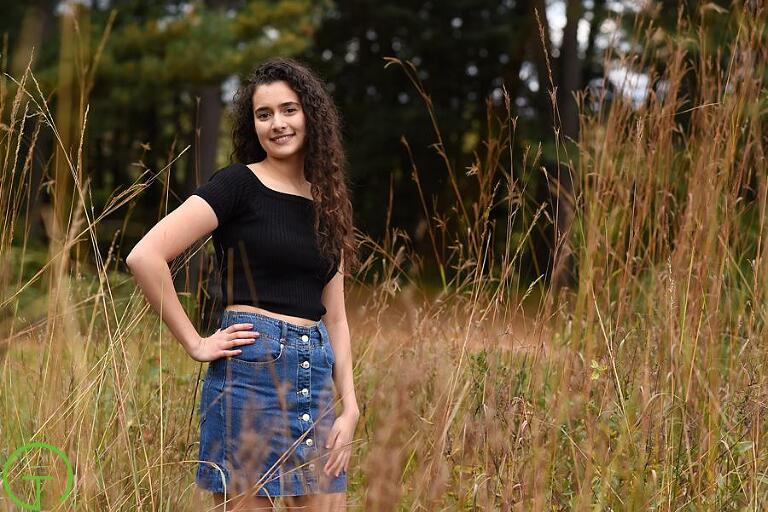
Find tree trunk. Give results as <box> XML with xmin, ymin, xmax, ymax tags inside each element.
<box><xmin>12</xmin><ymin>4</ymin><xmax>56</xmax><ymax>246</ymax></box>
<box><xmin>550</xmin><ymin>0</ymin><xmax>582</xmax><ymax>291</ymax></box>
<box><xmin>498</xmin><ymin>0</ymin><xmax>535</xmax><ymax>110</ymax></box>
<box><xmin>179</xmin><ymin>85</ymin><xmax>224</xmax><ymax>329</ymax></box>
<box><xmin>559</xmin><ymin>0</ymin><xmax>582</xmax><ymax>141</ymax></box>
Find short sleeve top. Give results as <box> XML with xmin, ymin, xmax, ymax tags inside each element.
<box><xmin>192</xmin><ymin>163</ymin><xmax>339</xmax><ymax>321</ymax></box>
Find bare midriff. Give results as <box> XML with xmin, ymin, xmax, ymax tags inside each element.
<box><xmin>224</xmin><ymin>304</ymin><xmax>319</xmax><ymax>327</ymax></box>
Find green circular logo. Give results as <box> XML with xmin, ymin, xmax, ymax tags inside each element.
<box><xmin>2</xmin><ymin>442</ymin><xmax>74</xmax><ymax>511</ymax></box>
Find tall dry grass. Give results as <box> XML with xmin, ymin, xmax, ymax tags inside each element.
<box><xmin>1</xmin><ymin>2</ymin><xmax>767</xmax><ymax>510</ymax></box>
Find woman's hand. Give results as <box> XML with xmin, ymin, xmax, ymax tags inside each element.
<box><xmin>188</xmin><ymin>322</ymin><xmax>259</xmax><ymax>362</ymax></box>
<box><xmin>324</xmin><ymin>410</ymin><xmax>359</xmax><ymax>477</ymax></box>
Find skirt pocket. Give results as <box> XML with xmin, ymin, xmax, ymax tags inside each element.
<box><xmin>322</xmin><ymin>340</ymin><xmax>335</xmax><ymax>367</ymax></box>
<box><xmin>229</xmin><ymin>334</ymin><xmax>285</xmax><ymax>367</ymax></box>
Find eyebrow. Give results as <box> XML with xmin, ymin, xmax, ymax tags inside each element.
<box><xmin>254</xmin><ymin>101</ymin><xmax>300</xmax><ymax>112</ymax></box>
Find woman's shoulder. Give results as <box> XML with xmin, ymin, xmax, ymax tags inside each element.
<box><xmin>202</xmin><ymin>162</ymin><xmax>254</xmax><ymax>189</ymax></box>
<box><xmin>211</xmin><ymin>161</ymin><xmax>248</xmax><ymax>178</ymax></box>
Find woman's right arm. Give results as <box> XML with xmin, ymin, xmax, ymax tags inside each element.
<box><xmin>125</xmin><ymin>195</ymin><xmax>254</xmax><ymax>362</ymax></box>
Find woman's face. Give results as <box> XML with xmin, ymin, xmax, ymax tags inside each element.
<box><xmin>251</xmin><ymin>80</ymin><xmax>306</xmax><ymax>159</ymax></box>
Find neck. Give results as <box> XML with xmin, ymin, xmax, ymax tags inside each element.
<box><xmin>263</xmin><ymin>154</ymin><xmax>306</xmax><ymax>184</ymax></box>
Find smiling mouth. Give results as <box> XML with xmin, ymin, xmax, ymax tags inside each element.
<box><xmin>271</xmin><ymin>134</ymin><xmax>295</xmax><ymax>143</ymax></box>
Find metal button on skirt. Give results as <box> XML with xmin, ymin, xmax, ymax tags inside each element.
<box><xmin>195</xmin><ymin>309</ymin><xmax>347</xmax><ymax>497</ymax></box>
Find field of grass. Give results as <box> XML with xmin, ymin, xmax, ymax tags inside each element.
<box><xmin>1</xmin><ymin>4</ymin><xmax>767</xmax><ymax>511</ymax></box>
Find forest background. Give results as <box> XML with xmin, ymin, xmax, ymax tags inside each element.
<box><xmin>3</xmin><ymin>0</ymin><xmax>693</xmax><ymax>296</ymax></box>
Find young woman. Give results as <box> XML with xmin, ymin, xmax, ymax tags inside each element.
<box><xmin>126</xmin><ymin>57</ymin><xmax>360</xmax><ymax>511</ymax></box>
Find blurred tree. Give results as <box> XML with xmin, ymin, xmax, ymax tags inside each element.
<box><xmin>300</xmin><ymin>0</ymin><xmax>614</xmax><ymax>286</ymax></box>
<box><xmin>302</xmin><ymin>1</ymin><xmax>519</xmax><ymax>239</ymax></box>
<box><xmin>2</xmin><ymin>0</ymin><xmax>58</xmax><ymax>244</ymax></box>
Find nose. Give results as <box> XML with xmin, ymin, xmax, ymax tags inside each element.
<box><xmin>271</xmin><ymin>112</ymin><xmax>288</xmax><ymax>130</ymax></box>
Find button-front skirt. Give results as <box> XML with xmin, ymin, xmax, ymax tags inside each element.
<box><xmin>195</xmin><ymin>309</ymin><xmax>347</xmax><ymax>497</ymax></box>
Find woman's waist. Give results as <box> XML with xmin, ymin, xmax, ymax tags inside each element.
<box><xmin>224</xmin><ymin>304</ymin><xmax>319</xmax><ymax>327</ymax></box>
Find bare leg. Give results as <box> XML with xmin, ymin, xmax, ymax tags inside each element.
<box><xmin>284</xmin><ymin>492</ymin><xmax>347</xmax><ymax>511</ymax></box>
<box><xmin>212</xmin><ymin>491</ymin><xmax>276</xmax><ymax>511</ymax></box>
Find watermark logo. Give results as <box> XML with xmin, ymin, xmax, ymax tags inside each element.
<box><xmin>2</xmin><ymin>442</ymin><xmax>74</xmax><ymax>511</ymax></box>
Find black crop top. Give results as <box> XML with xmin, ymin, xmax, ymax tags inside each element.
<box><xmin>191</xmin><ymin>162</ymin><xmax>338</xmax><ymax>321</ymax></box>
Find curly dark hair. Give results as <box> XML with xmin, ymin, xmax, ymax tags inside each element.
<box><xmin>229</xmin><ymin>57</ymin><xmax>358</xmax><ymax>277</ymax></box>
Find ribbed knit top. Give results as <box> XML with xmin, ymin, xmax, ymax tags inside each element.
<box><xmin>192</xmin><ymin>162</ymin><xmax>338</xmax><ymax>321</ymax></box>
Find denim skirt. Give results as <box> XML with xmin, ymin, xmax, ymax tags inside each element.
<box><xmin>195</xmin><ymin>309</ymin><xmax>347</xmax><ymax>497</ymax></box>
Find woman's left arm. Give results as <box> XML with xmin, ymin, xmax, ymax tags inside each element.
<box><xmin>320</xmin><ymin>257</ymin><xmax>359</xmax><ymax>476</ymax></box>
